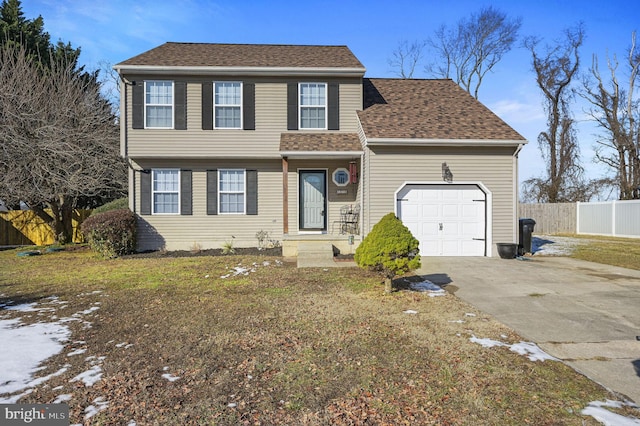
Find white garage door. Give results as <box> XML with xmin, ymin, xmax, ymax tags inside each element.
<box><xmin>397</xmin><ymin>184</ymin><xmax>486</xmax><ymax>256</ymax></box>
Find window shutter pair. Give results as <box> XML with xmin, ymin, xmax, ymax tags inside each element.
<box><xmin>132</xmin><ymin>82</ymin><xmax>187</xmax><ymax>130</ymax></box>
<box><xmin>287</xmin><ymin>82</ymin><xmax>339</xmax><ymax>130</ymax></box>
<box><xmin>201</xmin><ymin>82</ymin><xmax>255</xmax><ymax>130</ymax></box>
<box><xmin>139</xmin><ymin>170</ymin><xmax>192</xmax><ymax>216</ymax></box>
<box><xmin>206</xmin><ymin>170</ymin><xmax>258</xmax><ymax>215</ymax></box>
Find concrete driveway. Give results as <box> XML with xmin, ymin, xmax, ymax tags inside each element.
<box><xmin>418</xmin><ymin>256</ymin><xmax>640</xmax><ymax>403</ymax></box>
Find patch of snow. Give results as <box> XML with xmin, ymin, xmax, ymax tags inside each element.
<box><xmin>464</xmin><ymin>313</ymin><xmax>476</xmax><ymax>317</ymax></box>
<box><xmin>115</xmin><ymin>342</ymin><xmax>128</xmax><ymax>347</ymax></box>
<box><xmin>532</xmin><ymin>235</ymin><xmax>591</xmax><ymax>257</ymax></box>
<box><xmin>410</xmin><ymin>280</ymin><xmax>447</xmax><ymax>297</ymax></box>
<box><xmin>84</xmin><ymin>396</ymin><xmax>109</xmax><ymax>420</ymax></box>
<box><xmin>72</xmin><ymin>306</ymin><xmax>100</xmax><ymax>317</ymax></box>
<box><xmin>582</xmin><ymin>400</ymin><xmax>640</xmax><ymax>425</ymax></box>
<box><xmin>54</xmin><ymin>393</ymin><xmax>72</xmax><ymax>404</ymax></box>
<box><xmin>127</xmin><ymin>421</ymin><xmax>137</xmax><ymax>426</ymax></box>
<box><xmin>70</xmin><ymin>365</ymin><xmax>102</xmax><ymax>387</ymax></box>
<box><xmin>4</xmin><ymin>302</ymin><xmax>54</xmax><ymax>313</ymax></box>
<box><xmin>67</xmin><ymin>348</ymin><xmax>87</xmax><ymax>356</ymax></box>
<box><xmin>469</xmin><ymin>335</ymin><xmax>558</xmax><ymax>362</ymax></box>
<box><xmin>448</xmin><ymin>320</ymin><xmax>465</xmax><ymax>324</ymax></box>
<box><xmin>220</xmin><ymin>265</ymin><xmax>252</xmax><ymax>279</ymax></box>
<box><xmin>162</xmin><ymin>373</ymin><xmax>180</xmax><ymax>382</ymax></box>
<box><xmin>227</xmin><ymin>402</ymin><xmax>237</xmax><ymax>408</ymax></box>
<box><xmin>0</xmin><ymin>318</ymin><xmax>71</xmax><ymax>398</ymax></box>
<box><xmin>403</xmin><ymin>310</ymin><xmax>418</xmax><ymax>314</ymax></box>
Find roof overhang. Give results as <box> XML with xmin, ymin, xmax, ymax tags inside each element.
<box><xmin>365</xmin><ymin>138</ymin><xmax>528</xmax><ymax>147</ymax></box>
<box><xmin>280</xmin><ymin>151</ymin><xmax>363</xmax><ymax>160</ymax></box>
<box><xmin>113</xmin><ymin>65</ymin><xmax>366</xmax><ymax>78</ymax></box>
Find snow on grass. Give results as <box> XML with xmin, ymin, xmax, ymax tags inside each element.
<box><xmin>162</xmin><ymin>373</ymin><xmax>180</xmax><ymax>382</ymax></box>
<box><xmin>84</xmin><ymin>396</ymin><xmax>109</xmax><ymax>420</ymax></box>
<box><xmin>67</xmin><ymin>348</ymin><xmax>87</xmax><ymax>356</ymax></box>
<box><xmin>403</xmin><ymin>310</ymin><xmax>418</xmax><ymax>314</ymax></box>
<box><xmin>581</xmin><ymin>400</ymin><xmax>640</xmax><ymax>425</ymax></box>
<box><xmin>219</xmin><ymin>260</ymin><xmax>282</xmax><ymax>279</ymax></box>
<box><xmin>54</xmin><ymin>393</ymin><xmax>73</xmax><ymax>404</ymax></box>
<box><xmin>70</xmin><ymin>365</ymin><xmax>103</xmax><ymax>387</ymax></box>
<box><xmin>0</xmin><ymin>317</ymin><xmax>71</xmax><ymax>400</ymax></box>
<box><xmin>409</xmin><ymin>279</ymin><xmax>447</xmax><ymax>297</ymax></box>
<box><xmin>469</xmin><ymin>335</ymin><xmax>559</xmax><ymax>362</ymax></box>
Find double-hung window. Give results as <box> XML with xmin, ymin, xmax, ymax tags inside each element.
<box><xmin>152</xmin><ymin>169</ymin><xmax>179</xmax><ymax>214</ymax></box>
<box><xmin>219</xmin><ymin>169</ymin><xmax>245</xmax><ymax>214</ymax></box>
<box><xmin>145</xmin><ymin>81</ymin><xmax>174</xmax><ymax>128</ymax></box>
<box><xmin>214</xmin><ymin>82</ymin><xmax>242</xmax><ymax>129</ymax></box>
<box><xmin>299</xmin><ymin>83</ymin><xmax>326</xmax><ymax>129</ymax></box>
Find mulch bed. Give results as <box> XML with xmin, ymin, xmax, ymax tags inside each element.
<box><xmin>122</xmin><ymin>247</ymin><xmax>282</xmax><ymax>259</ymax></box>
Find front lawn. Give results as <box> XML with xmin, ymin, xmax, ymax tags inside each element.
<box><xmin>0</xmin><ymin>247</ymin><xmax>631</xmax><ymax>424</ymax></box>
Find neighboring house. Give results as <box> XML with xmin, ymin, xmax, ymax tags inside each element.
<box><xmin>114</xmin><ymin>42</ymin><xmax>527</xmax><ymax>257</ymax></box>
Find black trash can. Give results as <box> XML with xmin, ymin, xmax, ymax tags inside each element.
<box><xmin>518</xmin><ymin>218</ymin><xmax>536</xmax><ymax>255</ymax></box>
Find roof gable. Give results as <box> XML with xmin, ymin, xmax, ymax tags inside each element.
<box><xmin>116</xmin><ymin>42</ymin><xmax>365</xmax><ymax>70</ymax></box>
<box><xmin>358</xmin><ymin>78</ymin><xmax>526</xmax><ymax>142</ymax></box>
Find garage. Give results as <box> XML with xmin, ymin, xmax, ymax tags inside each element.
<box><xmin>396</xmin><ymin>184</ymin><xmax>487</xmax><ymax>256</ymax></box>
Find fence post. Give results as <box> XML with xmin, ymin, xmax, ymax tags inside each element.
<box><xmin>612</xmin><ymin>200</ymin><xmax>616</xmax><ymax>237</ymax></box>
<box><xmin>576</xmin><ymin>201</ymin><xmax>580</xmax><ymax>234</ymax></box>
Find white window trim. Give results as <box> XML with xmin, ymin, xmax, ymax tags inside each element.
<box><xmin>298</xmin><ymin>82</ymin><xmax>327</xmax><ymax>130</ymax></box>
<box><xmin>144</xmin><ymin>81</ymin><xmax>174</xmax><ymax>129</ymax></box>
<box><xmin>218</xmin><ymin>169</ymin><xmax>246</xmax><ymax>215</ymax></box>
<box><xmin>332</xmin><ymin>168</ymin><xmax>350</xmax><ymax>187</ymax></box>
<box><xmin>214</xmin><ymin>81</ymin><xmax>243</xmax><ymax>130</ymax></box>
<box><xmin>152</xmin><ymin>168</ymin><xmax>180</xmax><ymax>215</ymax></box>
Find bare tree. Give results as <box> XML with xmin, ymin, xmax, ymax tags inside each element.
<box><xmin>388</xmin><ymin>39</ymin><xmax>425</xmax><ymax>78</ymax></box>
<box><xmin>521</xmin><ymin>24</ymin><xmax>595</xmax><ymax>203</ymax></box>
<box><xmin>425</xmin><ymin>6</ymin><xmax>521</xmax><ymax>99</ymax></box>
<box><xmin>582</xmin><ymin>31</ymin><xmax>640</xmax><ymax>199</ymax></box>
<box><xmin>0</xmin><ymin>44</ymin><xmax>126</xmax><ymax>243</ymax></box>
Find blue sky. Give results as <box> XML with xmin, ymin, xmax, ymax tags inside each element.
<box><xmin>21</xmin><ymin>0</ymin><xmax>640</xmax><ymax>192</ymax></box>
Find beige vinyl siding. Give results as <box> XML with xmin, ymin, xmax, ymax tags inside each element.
<box><xmin>132</xmin><ymin>159</ymin><xmax>282</xmax><ymax>251</ymax></box>
<box><xmin>364</xmin><ymin>146</ymin><xmax>517</xmax><ymax>256</ymax></box>
<box><xmin>122</xmin><ymin>75</ymin><xmax>362</xmax><ymax>159</ymax></box>
<box><xmin>285</xmin><ymin>160</ymin><xmax>361</xmax><ymax>236</ymax></box>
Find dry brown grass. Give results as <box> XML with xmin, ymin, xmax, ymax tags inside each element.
<box><xmin>555</xmin><ymin>233</ymin><xmax>640</xmax><ymax>270</ymax></box>
<box><xmin>0</xmin><ymin>246</ymin><xmax>622</xmax><ymax>424</ymax></box>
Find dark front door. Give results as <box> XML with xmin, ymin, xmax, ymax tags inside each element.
<box><xmin>299</xmin><ymin>171</ymin><xmax>326</xmax><ymax>231</ymax></box>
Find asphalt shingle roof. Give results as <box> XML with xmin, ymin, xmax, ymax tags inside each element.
<box><xmin>117</xmin><ymin>42</ymin><xmax>365</xmax><ymax>69</ymax></box>
<box><xmin>280</xmin><ymin>133</ymin><xmax>362</xmax><ymax>152</ymax></box>
<box><xmin>358</xmin><ymin>78</ymin><xmax>526</xmax><ymax>141</ymax></box>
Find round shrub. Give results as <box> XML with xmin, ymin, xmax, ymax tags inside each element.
<box><xmin>81</xmin><ymin>208</ymin><xmax>136</xmax><ymax>258</ymax></box>
<box><xmin>355</xmin><ymin>212</ymin><xmax>421</xmax><ymax>293</ymax></box>
<box><xmin>93</xmin><ymin>197</ymin><xmax>129</xmax><ymax>215</ymax></box>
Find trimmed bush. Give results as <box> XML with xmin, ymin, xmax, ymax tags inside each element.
<box><xmin>81</xmin><ymin>208</ymin><xmax>136</xmax><ymax>258</ymax></box>
<box><xmin>93</xmin><ymin>197</ymin><xmax>129</xmax><ymax>215</ymax></box>
<box><xmin>355</xmin><ymin>213</ymin><xmax>421</xmax><ymax>293</ymax></box>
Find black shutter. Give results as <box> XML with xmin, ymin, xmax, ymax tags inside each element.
<box><xmin>202</xmin><ymin>82</ymin><xmax>213</xmax><ymax>130</ymax></box>
<box><xmin>175</xmin><ymin>81</ymin><xmax>187</xmax><ymax>130</ymax></box>
<box><xmin>180</xmin><ymin>170</ymin><xmax>192</xmax><ymax>215</ymax></box>
<box><xmin>140</xmin><ymin>170</ymin><xmax>151</xmax><ymax>215</ymax></box>
<box><xmin>243</xmin><ymin>82</ymin><xmax>255</xmax><ymax>130</ymax></box>
<box><xmin>328</xmin><ymin>82</ymin><xmax>339</xmax><ymax>130</ymax></box>
<box><xmin>287</xmin><ymin>82</ymin><xmax>298</xmax><ymax>130</ymax></box>
<box><xmin>246</xmin><ymin>170</ymin><xmax>258</xmax><ymax>215</ymax></box>
<box><xmin>132</xmin><ymin>82</ymin><xmax>144</xmax><ymax>129</ymax></box>
<box><xmin>206</xmin><ymin>170</ymin><xmax>217</xmax><ymax>215</ymax></box>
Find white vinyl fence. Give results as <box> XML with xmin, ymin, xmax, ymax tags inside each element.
<box><xmin>577</xmin><ymin>200</ymin><xmax>640</xmax><ymax>238</ymax></box>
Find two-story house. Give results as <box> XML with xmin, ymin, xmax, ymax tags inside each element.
<box><xmin>114</xmin><ymin>42</ymin><xmax>527</xmax><ymax>258</ymax></box>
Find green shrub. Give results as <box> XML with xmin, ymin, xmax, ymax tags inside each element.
<box><xmin>81</xmin><ymin>208</ymin><xmax>136</xmax><ymax>258</ymax></box>
<box><xmin>93</xmin><ymin>197</ymin><xmax>129</xmax><ymax>215</ymax></box>
<box><xmin>355</xmin><ymin>213</ymin><xmax>421</xmax><ymax>293</ymax></box>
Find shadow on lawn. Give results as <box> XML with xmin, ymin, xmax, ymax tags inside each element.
<box><xmin>633</xmin><ymin>359</ymin><xmax>640</xmax><ymax>378</ymax></box>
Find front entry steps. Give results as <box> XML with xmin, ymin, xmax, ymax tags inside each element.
<box><xmin>296</xmin><ymin>242</ymin><xmax>338</xmax><ymax>268</ymax></box>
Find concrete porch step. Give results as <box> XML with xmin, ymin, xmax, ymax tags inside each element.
<box><xmin>296</xmin><ymin>242</ymin><xmax>336</xmax><ymax>268</ymax></box>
